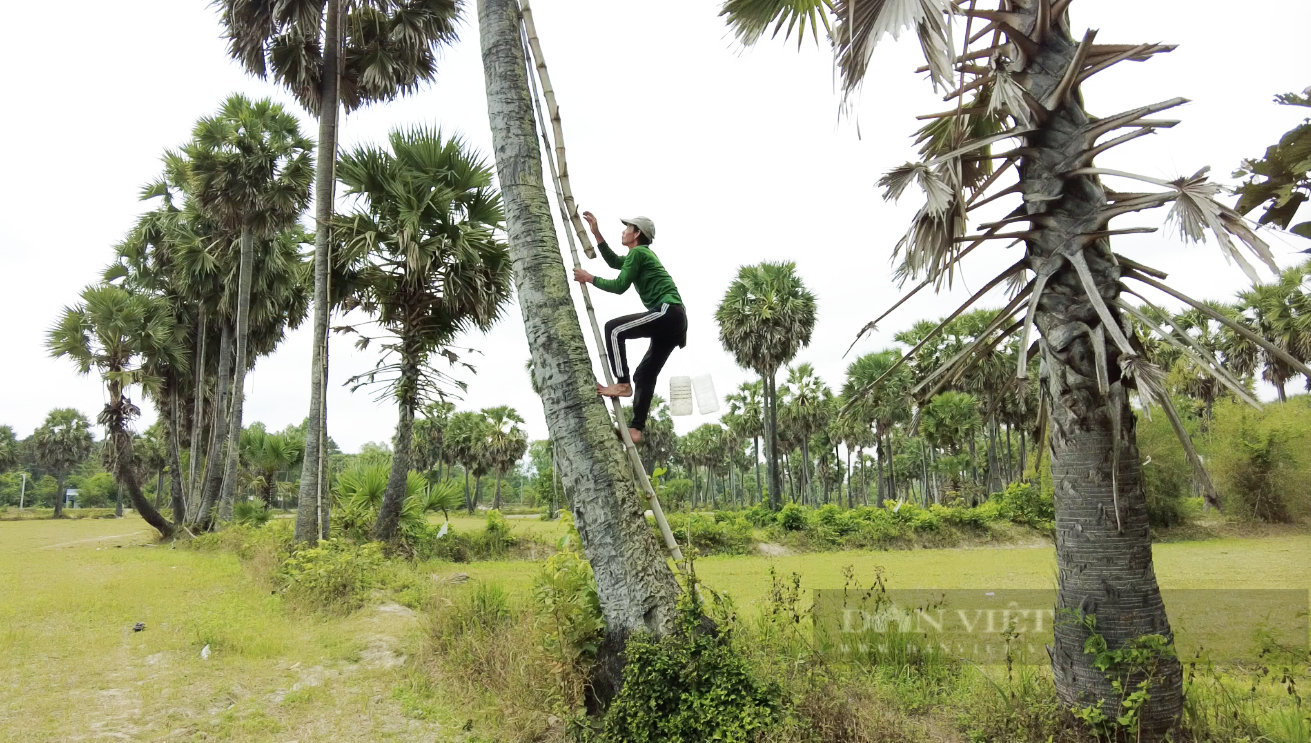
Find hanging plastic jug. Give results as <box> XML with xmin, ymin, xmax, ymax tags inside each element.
<box><xmin>669</xmin><ymin>376</ymin><xmax>693</xmax><ymax>416</ymax></box>
<box><xmin>692</xmin><ymin>374</ymin><xmax>719</xmax><ymax>414</ymax></box>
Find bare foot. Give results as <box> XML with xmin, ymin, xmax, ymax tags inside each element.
<box><xmin>628</xmin><ymin>428</ymin><xmax>643</xmax><ymax>444</ymax></box>
<box><xmin>597</xmin><ymin>382</ymin><xmax>632</xmax><ymax>398</ymax></box>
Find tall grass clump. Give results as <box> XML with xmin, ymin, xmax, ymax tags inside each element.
<box><xmin>1208</xmin><ymin>397</ymin><xmax>1311</xmax><ymax>522</ymax></box>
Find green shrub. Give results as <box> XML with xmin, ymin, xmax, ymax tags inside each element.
<box><xmin>233</xmin><ymin>500</ymin><xmax>272</xmax><ymax>527</ymax></box>
<box><xmin>660</xmin><ymin>513</ymin><xmax>755</xmax><ymax>555</ymax></box>
<box><xmin>994</xmin><ymin>482</ymin><xmax>1054</xmax><ymax>526</ymax></box>
<box><xmin>777</xmin><ymin>503</ymin><xmax>807</xmax><ymax>531</ymax></box>
<box><xmin>532</xmin><ymin>542</ymin><xmax>604</xmax><ymax>674</ymax></box>
<box><xmin>1136</xmin><ymin>406</ymin><xmax>1199</xmax><ymax>527</ymax></box>
<box><xmin>276</xmin><ymin>539</ymin><xmax>385</xmax><ymax>613</ymax></box>
<box><xmin>741</xmin><ymin>504</ymin><xmax>776</xmax><ymax>526</ymax></box>
<box><xmin>1208</xmin><ymin>398</ymin><xmax>1310</xmax><ymax>522</ymax></box>
<box><xmin>601</xmin><ymin>591</ymin><xmax>780</xmax><ymax>742</ymax></box>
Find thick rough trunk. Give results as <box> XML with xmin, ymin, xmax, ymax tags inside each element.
<box><xmin>375</xmin><ymin>348</ymin><xmax>417</xmax><ymax>541</ymax></box>
<box><xmin>218</xmin><ymin>225</ymin><xmax>256</xmax><ymax>523</ymax></box>
<box><xmin>188</xmin><ymin>306</ymin><xmax>206</xmax><ymax>505</ymax></box>
<box><xmin>765</xmin><ymin>373</ymin><xmax>781</xmax><ymax>510</ymax></box>
<box><xmin>478</xmin><ymin>0</ymin><xmax>681</xmax><ymax>707</ymax></box>
<box><xmin>195</xmin><ymin>323</ymin><xmax>233</xmax><ymax>527</ymax></box>
<box><xmin>1014</xmin><ymin>3</ymin><xmax>1183</xmax><ymax>735</ymax></box>
<box><xmin>294</xmin><ymin>0</ymin><xmax>342</xmax><ymax>544</ymax></box>
<box><xmin>493</xmin><ymin>474</ymin><xmax>502</xmax><ymax>511</ymax></box>
<box><xmin>169</xmin><ymin>389</ymin><xmax>186</xmax><ymax>523</ymax></box>
<box><xmin>53</xmin><ymin>474</ymin><xmax>65</xmax><ymax>518</ymax></box>
<box><xmin>753</xmin><ymin>436</ymin><xmax>762</xmax><ymax>505</ymax></box>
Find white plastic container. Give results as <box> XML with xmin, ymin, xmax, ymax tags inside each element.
<box><xmin>669</xmin><ymin>376</ymin><xmax>693</xmax><ymax>416</ymax></box>
<box><xmin>692</xmin><ymin>374</ymin><xmax>719</xmax><ymax>414</ymax></box>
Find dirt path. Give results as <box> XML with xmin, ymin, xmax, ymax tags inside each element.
<box><xmin>38</xmin><ymin>531</ymin><xmax>146</xmax><ymax>550</ymax></box>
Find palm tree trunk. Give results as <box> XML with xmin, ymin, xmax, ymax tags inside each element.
<box><xmin>494</xmin><ymin>472</ymin><xmax>503</xmax><ymax>511</ymax></box>
<box><xmin>463</xmin><ymin>467</ymin><xmax>473</xmax><ymax>514</ymax></box>
<box><xmin>478</xmin><ymin>0</ymin><xmax>681</xmax><ymax>710</ymax></box>
<box><xmin>887</xmin><ymin>435</ymin><xmax>896</xmax><ymax>503</ymax></box>
<box><xmin>1019</xmin><ymin>429</ymin><xmax>1028</xmax><ymax>480</ymax></box>
<box><xmin>473</xmin><ymin>475</ymin><xmax>482</xmax><ymax>510</ymax></box>
<box><xmin>846</xmin><ymin>448</ymin><xmax>853</xmax><ymax>508</ymax></box>
<box><xmin>986</xmin><ymin>414</ymin><xmax>1004</xmax><ymax>495</ymax></box>
<box><xmin>375</xmin><ymin>344</ymin><xmax>418</xmax><ymax>541</ymax></box>
<box><xmin>195</xmin><ymin>323</ymin><xmax>233</xmax><ymax>527</ymax></box>
<box><xmin>1005</xmin><ymin>425</ymin><xmax>1014</xmax><ymax>483</ymax></box>
<box><xmin>188</xmin><ymin>306</ymin><xmax>206</xmax><ymax>505</ymax></box>
<box><xmin>318</xmin><ymin>327</ymin><xmax>331</xmax><ymax>538</ymax></box>
<box><xmin>765</xmin><ymin>373</ymin><xmax>782</xmax><ymax>510</ymax></box>
<box><xmin>875</xmin><ymin>443</ymin><xmax>886</xmax><ymax>506</ymax></box>
<box><xmin>168</xmin><ymin>386</ymin><xmax>186</xmax><ymax>524</ymax></box>
<box><xmin>294</xmin><ymin>0</ymin><xmax>342</xmax><ymax>544</ymax></box>
<box><xmin>218</xmin><ymin>224</ymin><xmax>256</xmax><ymax>524</ymax></box>
<box><xmin>1006</xmin><ymin>10</ymin><xmax>1184</xmax><ymax>730</ymax></box>
<box><xmin>53</xmin><ymin>474</ymin><xmax>65</xmax><ymax>518</ymax></box>
<box><xmin>753</xmin><ymin>436</ymin><xmax>762</xmax><ymax>505</ymax></box>
<box><xmin>107</xmin><ymin>381</ymin><xmax>174</xmax><ymax>537</ymax></box>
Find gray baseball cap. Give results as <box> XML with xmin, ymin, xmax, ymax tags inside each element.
<box><xmin>620</xmin><ymin>216</ymin><xmax>656</xmax><ymax>242</ymax></box>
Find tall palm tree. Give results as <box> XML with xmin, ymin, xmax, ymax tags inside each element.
<box><xmin>716</xmin><ymin>262</ymin><xmax>817</xmax><ymax>510</ymax></box>
<box><xmin>0</xmin><ymin>426</ymin><xmax>18</xmax><ymax>474</ymax></box>
<box><xmin>215</xmin><ymin>0</ymin><xmax>463</xmax><ymax>545</ymax></box>
<box><xmin>444</xmin><ymin>410</ymin><xmax>489</xmax><ymax>515</ymax></box>
<box><xmin>412</xmin><ymin>400</ymin><xmax>455</xmax><ymax>480</ymax></box>
<box><xmin>185</xmin><ymin>95</ymin><xmax>313</xmax><ymax>528</ymax></box>
<box><xmin>47</xmin><ymin>285</ymin><xmax>181</xmax><ymax>537</ymax></box>
<box><xmin>719</xmin><ymin>4</ymin><xmax>1311</xmax><ymax>733</ymax></box>
<box><xmin>241</xmin><ymin>425</ymin><xmax>305</xmax><ymax>508</ymax></box>
<box><xmin>779</xmin><ymin>363</ymin><xmax>831</xmax><ymax>503</ymax></box>
<box><xmin>1230</xmin><ymin>263</ymin><xmax>1310</xmax><ymax>401</ymax></box>
<box><xmin>482</xmin><ymin>406</ymin><xmax>528</xmax><ymax>511</ymax></box>
<box><xmin>843</xmin><ymin>349</ymin><xmax>912</xmax><ymax>505</ymax></box>
<box><xmin>31</xmin><ymin>410</ymin><xmax>93</xmax><ymax>518</ymax></box>
<box><xmin>333</xmin><ymin>127</ymin><xmax>512</xmax><ymax>540</ymax></box>
<box><xmin>725</xmin><ymin>380</ymin><xmax>766</xmax><ymax>504</ymax></box>
<box><xmin>478</xmin><ymin>0</ymin><xmax>684</xmax><ymax>688</ymax></box>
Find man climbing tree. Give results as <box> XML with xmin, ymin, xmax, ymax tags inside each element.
<box><xmin>573</xmin><ymin>211</ymin><xmax>686</xmax><ymax>444</ymax></box>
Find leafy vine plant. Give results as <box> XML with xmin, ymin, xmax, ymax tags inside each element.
<box><xmin>719</xmin><ymin>0</ymin><xmax>1311</xmax><ymax>738</ymax></box>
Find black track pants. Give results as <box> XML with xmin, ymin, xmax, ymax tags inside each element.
<box><xmin>603</xmin><ymin>303</ymin><xmax>687</xmax><ymax>431</ymax></box>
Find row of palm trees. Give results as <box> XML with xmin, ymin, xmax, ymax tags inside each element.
<box><xmin>409</xmin><ymin>402</ymin><xmax>529</xmax><ymax>513</ymax></box>
<box><xmin>48</xmin><ymin>86</ymin><xmax>517</xmax><ymax>540</ymax></box>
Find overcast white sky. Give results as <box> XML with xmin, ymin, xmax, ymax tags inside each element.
<box><xmin>2</xmin><ymin>0</ymin><xmax>1308</xmax><ymax>450</ymax></box>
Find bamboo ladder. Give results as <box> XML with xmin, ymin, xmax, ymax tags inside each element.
<box><xmin>516</xmin><ymin>1</ymin><xmax>685</xmax><ymax>566</ymax></box>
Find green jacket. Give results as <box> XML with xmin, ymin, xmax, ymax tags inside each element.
<box><xmin>592</xmin><ymin>241</ymin><xmax>683</xmax><ymax>310</ymax></box>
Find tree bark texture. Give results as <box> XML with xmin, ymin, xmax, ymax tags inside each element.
<box><xmin>218</xmin><ymin>225</ymin><xmax>256</xmax><ymax>523</ymax></box>
<box><xmin>295</xmin><ymin>0</ymin><xmax>342</xmax><ymax>543</ymax></box>
<box><xmin>478</xmin><ymin>0</ymin><xmax>680</xmax><ymax>707</ymax></box>
<box><xmin>195</xmin><ymin>323</ymin><xmax>233</xmax><ymax>527</ymax></box>
<box><xmin>169</xmin><ymin>387</ymin><xmax>187</xmax><ymax>523</ymax></box>
<box><xmin>188</xmin><ymin>306</ymin><xmax>206</xmax><ymax>504</ymax></box>
<box><xmin>1010</xmin><ymin>3</ymin><xmax>1183</xmax><ymax>734</ymax></box>
<box><xmin>375</xmin><ymin>345</ymin><xmax>417</xmax><ymax>541</ymax></box>
<box><xmin>765</xmin><ymin>373</ymin><xmax>781</xmax><ymax>510</ymax></box>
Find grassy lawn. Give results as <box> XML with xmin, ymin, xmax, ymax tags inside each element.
<box><xmin>0</xmin><ymin>517</ymin><xmax>455</xmax><ymax>742</ymax></box>
<box><xmin>2</xmin><ymin>516</ymin><xmax>1307</xmax><ymax>741</ymax></box>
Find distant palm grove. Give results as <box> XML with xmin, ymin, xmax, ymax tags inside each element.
<box><xmin>3</xmin><ymin>1</ymin><xmax>1311</xmax><ymax>742</ymax></box>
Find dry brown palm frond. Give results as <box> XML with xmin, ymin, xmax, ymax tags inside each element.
<box><xmin>893</xmin><ymin>198</ymin><xmax>966</xmax><ymax>281</ymax></box>
<box><xmin>878</xmin><ymin>161</ymin><xmax>955</xmax><ymax>214</ymax></box>
<box><xmin>1164</xmin><ymin>168</ymin><xmax>1279</xmax><ymax>282</ymax></box>
<box><xmin>987</xmin><ymin>66</ymin><xmax>1034</xmax><ymax>127</ymax></box>
<box><xmin>832</xmin><ymin>0</ymin><xmax>956</xmax><ymax>101</ymax></box>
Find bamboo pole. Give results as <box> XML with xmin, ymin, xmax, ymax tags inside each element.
<box><xmin>519</xmin><ymin>17</ymin><xmax>685</xmax><ymax>565</ymax></box>
<box><xmin>520</xmin><ymin>0</ymin><xmax>595</xmax><ymax>259</ymax></box>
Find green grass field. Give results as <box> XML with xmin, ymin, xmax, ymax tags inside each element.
<box><xmin>1</xmin><ymin>516</ymin><xmax>1307</xmax><ymax>741</ymax></box>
